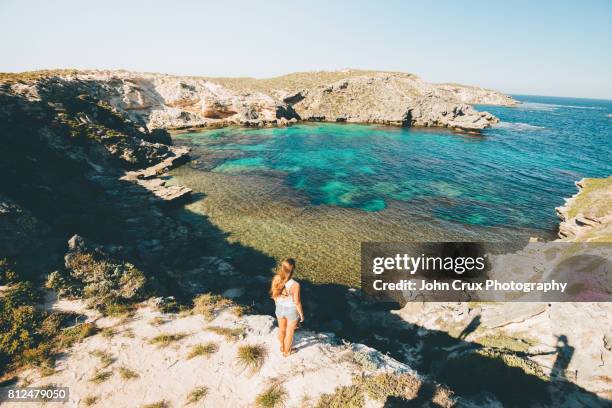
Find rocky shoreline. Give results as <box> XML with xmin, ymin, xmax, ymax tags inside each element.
<box><xmin>1</xmin><ymin>71</ymin><xmax>610</xmax><ymax>407</ymax></box>
<box><xmin>1</xmin><ymin>69</ymin><xmax>516</xmax><ymax>132</ymax></box>
<box><xmin>555</xmin><ymin>176</ymin><xmax>612</xmax><ymax>241</ymax></box>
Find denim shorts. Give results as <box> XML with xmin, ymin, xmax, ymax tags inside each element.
<box><xmin>275</xmin><ymin>304</ymin><xmax>299</xmax><ymax>321</ymax></box>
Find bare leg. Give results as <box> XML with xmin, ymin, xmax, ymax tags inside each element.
<box><xmin>283</xmin><ymin>319</ymin><xmax>299</xmax><ymax>356</ymax></box>
<box><xmin>277</xmin><ymin>317</ymin><xmax>287</xmax><ymax>353</ymax></box>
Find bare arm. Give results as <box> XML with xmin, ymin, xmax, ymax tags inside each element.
<box><xmin>292</xmin><ymin>283</ymin><xmax>304</xmax><ymax>322</ymax></box>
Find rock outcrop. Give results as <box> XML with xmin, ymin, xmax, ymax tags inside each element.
<box><xmin>556</xmin><ymin>176</ymin><xmax>612</xmax><ymax>241</ymax></box>
<box><xmin>436</xmin><ymin>83</ymin><xmax>519</xmax><ymax>106</ymax></box>
<box><xmin>286</xmin><ymin>75</ymin><xmax>498</xmax><ymax>130</ymax></box>
<box><xmin>1</xmin><ymin>69</ymin><xmax>516</xmax><ymax>132</ymax></box>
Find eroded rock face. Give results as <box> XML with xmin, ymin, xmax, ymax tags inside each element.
<box><xmin>73</xmin><ymin>71</ymin><xmax>297</xmax><ymax>129</ymax></box>
<box><xmin>291</xmin><ymin>74</ymin><xmax>500</xmax><ymax>130</ymax></box>
<box><xmin>435</xmin><ymin>83</ymin><xmax>519</xmax><ymax>106</ymax></box>
<box><xmin>9</xmin><ymin>69</ymin><xmax>514</xmax><ymax>132</ymax></box>
<box><xmin>556</xmin><ymin>177</ymin><xmax>612</xmax><ymax>242</ymax></box>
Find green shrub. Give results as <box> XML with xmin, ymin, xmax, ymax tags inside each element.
<box><xmin>360</xmin><ymin>372</ymin><xmax>422</xmax><ymax>401</ymax></box>
<box><xmin>55</xmin><ymin>322</ymin><xmax>98</xmax><ymax>349</ymax></box>
<box><xmin>21</xmin><ymin>343</ymin><xmax>54</xmax><ymax>368</ymax></box>
<box><xmin>64</xmin><ymin>251</ymin><xmax>146</xmax><ymax>309</ymax></box>
<box><xmin>0</xmin><ymin>282</ymin><xmax>44</xmax><ymax>370</ymax></box>
<box><xmin>0</xmin><ymin>259</ymin><xmax>19</xmax><ymax>284</ymax></box>
<box><xmin>315</xmin><ymin>384</ymin><xmax>364</xmax><ymax>408</ymax></box>
<box><xmin>103</xmin><ymin>302</ymin><xmax>136</xmax><ymax>318</ymax></box>
<box><xmin>44</xmin><ymin>270</ymin><xmax>80</xmax><ymax>298</ymax></box>
<box><xmin>39</xmin><ymin>312</ymin><xmax>78</xmax><ymax>338</ymax></box>
<box><xmin>0</xmin><ymin>280</ymin><xmax>96</xmax><ymax>374</ymax></box>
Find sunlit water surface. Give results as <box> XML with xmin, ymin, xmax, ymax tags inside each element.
<box><xmin>168</xmin><ymin>95</ymin><xmax>612</xmax><ymax>285</ymax></box>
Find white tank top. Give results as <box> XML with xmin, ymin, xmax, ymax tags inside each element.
<box><xmin>276</xmin><ymin>279</ymin><xmax>297</xmax><ymax>307</ymax></box>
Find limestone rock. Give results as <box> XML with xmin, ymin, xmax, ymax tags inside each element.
<box><xmin>436</xmin><ymin>83</ymin><xmax>519</xmax><ymax>106</ymax></box>
<box><xmin>555</xmin><ymin>177</ymin><xmax>612</xmax><ymax>241</ymax></box>
<box><xmin>14</xmin><ymin>69</ymin><xmax>513</xmax><ymax>132</ymax></box>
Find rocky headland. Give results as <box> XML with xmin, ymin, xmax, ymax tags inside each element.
<box><xmin>1</xmin><ymin>70</ymin><xmax>609</xmax><ymax>408</ymax></box>
<box><xmin>1</xmin><ymin>69</ymin><xmax>516</xmax><ymax>132</ymax></box>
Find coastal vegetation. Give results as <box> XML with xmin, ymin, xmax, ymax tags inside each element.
<box><xmin>205</xmin><ymin>325</ymin><xmax>246</xmax><ymax>341</ymax></box>
<box><xmin>148</xmin><ymin>333</ymin><xmax>189</xmax><ymax>348</ymax></box>
<box><xmin>0</xmin><ymin>274</ymin><xmax>97</xmax><ymax>375</ymax></box>
<box><xmin>141</xmin><ymin>401</ymin><xmax>168</xmax><ymax>408</ymax></box>
<box><xmin>185</xmin><ymin>386</ymin><xmax>208</xmax><ymax>404</ymax></box>
<box><xmin>236</xmin><ymin>344</ymin><xmax>267</xmax><ymax>373</ymax></box>
<box><xmin>90</xmin><ymin>350</ymin><xmax>114</xmax><ymax>368</ymax></box>
<box><xmin>255</xmin><ymin>384</ymin><xmax>288</xmax><ymax>408</ymax></box>
<box><xmin>186</xmin><ymin>342</ymin><xmax>218</xmax><ymax>359</ymax></box>
<box><xmin>89</xmin><ymin>369</ymin><xmax>113</xmax><ymax>384</ymax></box>
<box><xmin>192</xmin><ymin>293</ymin><xmax>234</xmax><ymax>321</ymax></box>
<box><xmin>118</xmin><ymin>366</ymin><xmax>139</xmax><ymax>380</ymax></box>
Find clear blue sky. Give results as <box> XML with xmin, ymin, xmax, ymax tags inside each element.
<box><xmin>1</xmin><ymin>0</ymin><xmax>611</xmax><ymax>99</ymax></box>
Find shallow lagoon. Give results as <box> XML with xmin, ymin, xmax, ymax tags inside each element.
<box><xmin>169</xmin><ymin>95</ymin><xmax>612</xmax><ymax>285</ymax></box>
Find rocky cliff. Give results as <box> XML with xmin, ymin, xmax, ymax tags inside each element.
<box><xmin>556</xmin><ymin>176</ymin><xmax>612</xmax><ymax>242</ymax></box>
<box><xmin>435</xmin><ymin>83</ymin><xmax>519</xmax><ymax>106</ymax></box>
<box><xmin>1</xmin><ymin>69</ymin><xmax>516</xmax><ymax>132</ymax></box>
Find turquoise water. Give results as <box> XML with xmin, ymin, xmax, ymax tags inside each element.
<box><xmin>175</xmin><ymin>95</ymin><xmax>612</xmax><ymax>234</ymax></box>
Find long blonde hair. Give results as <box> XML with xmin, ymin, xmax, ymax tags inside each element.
<box><xmin>269</xmin><ymin>258</ymin><xmax>296</xmax><ymax>299</ymax></box>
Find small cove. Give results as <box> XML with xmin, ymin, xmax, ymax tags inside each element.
<box><xmin>168</xmin><ymin>95</ymin><xmax>612</xmax><ymax>286</ymax></box>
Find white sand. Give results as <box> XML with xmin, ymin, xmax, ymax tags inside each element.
<box><xmin>5</xmin><ymin>302</ymin><xmax>414</xmax><ymax>408</ymax></box>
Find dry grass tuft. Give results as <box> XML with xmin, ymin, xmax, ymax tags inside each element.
<box><xmin>236</xmin><ymin>344</ymin><xmax>267</xmax><ymax>373</ymax></box>
<box><xmin>100</xmin><ymin>327</ymin><xmax>118</xmax><ymax>339</ymax></box>
<box><xmin>432</xmin><ymin>385</ymin><xmax>456</xmax><ymax>408</ymax></box>
<box><xmin>187</xmin><ymin>342</ymin><xmax>219</xmax><ymax>360</ymax></box>
<box><xmin>148</xmin><ymin>333</ymin><xmax>188</xmax><ymax>348</ymax></box>
<box><xmin>205</xmin><ymin>326</ymin><xmax>245</xmax><ymax>342</ymax></box>
<box><xmin>186</xmin><ymin>386</ymin><xmax>208</xmax><ymax>405</ymax></box>
<box><xmin>89</xmin><ymin>370</ymin><xmax>112</xmax><ymax>384</ymax></box>
<box><xmin>122</xmin><ymin>328</ymin><xmax>135</xmax><ymax>338</ymax></box>
<box><xmin>118</xmin><ymin>366</ymin><xmax>139</xmax><ymax>380</ymax></box>
<box><xmin>255</xmin><ymin>384</ymin><xmax>288</xmax><ymax>408</ymax></box>
<box><xmin>89</xmin><ymin>350</ymin><xmax>114</xmax><ymax>368</ymax></box>
<box><xmin>141</xmin><ymin>401</ymin><xmax>168</xmax><ymax>408</ymax></box>
<box><xmin>192</xmin><ymin>293</ymin><xmax>234</xmax><ymax>321</ymax></box>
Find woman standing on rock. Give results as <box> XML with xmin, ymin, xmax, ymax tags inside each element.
<box><xmin>270</xmin><ymin>258</ymin><xmax>304</xmax><ymax>357</ymax></box>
